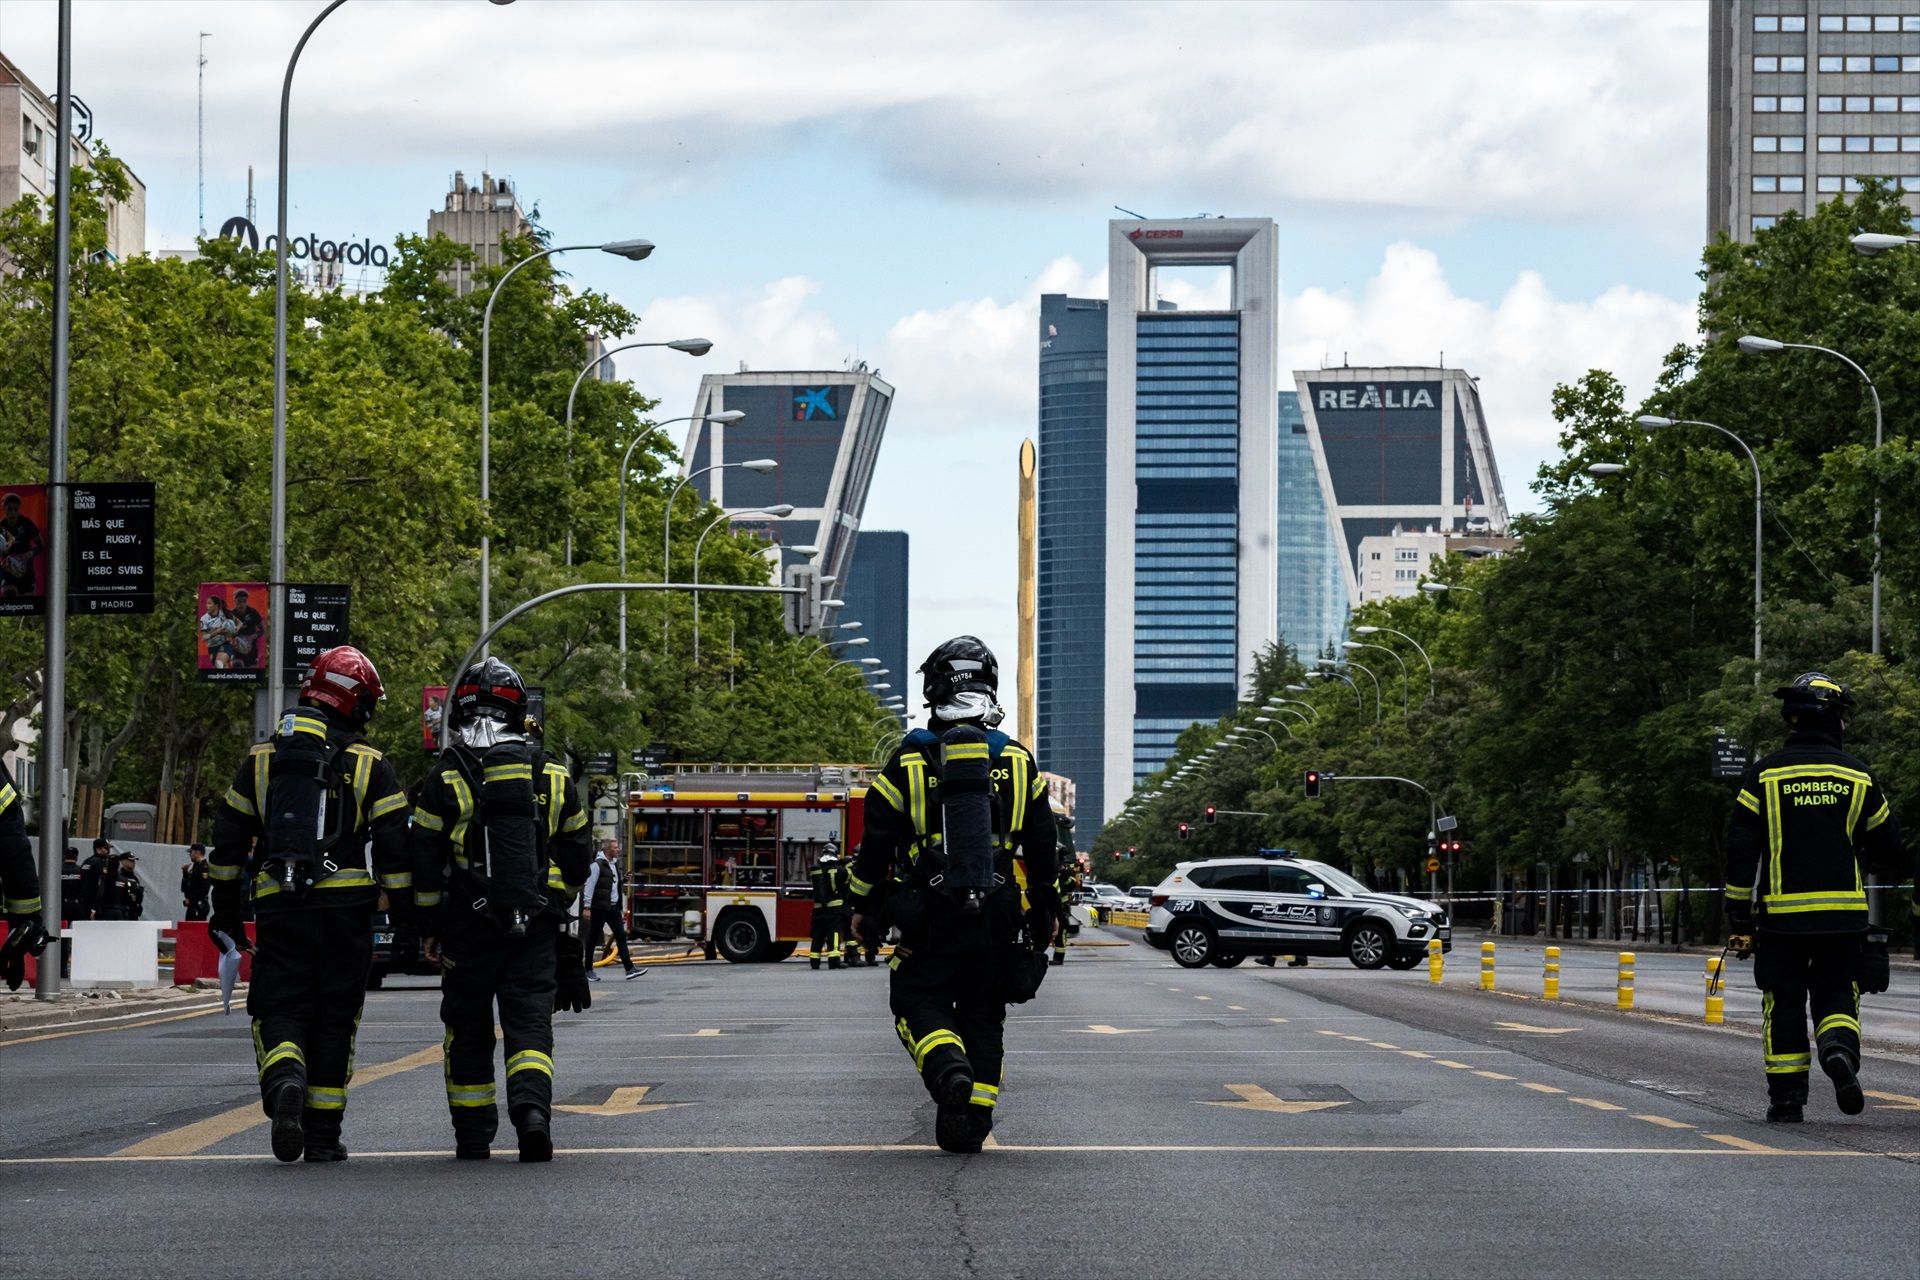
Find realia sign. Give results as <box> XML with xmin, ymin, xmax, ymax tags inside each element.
<box><xmin>218</xmin><ymin>216</ymin><xmax>391</xmax><ymax>270</ymax></box>
<box><xmin>1315</xmin><ymin>385</ymin><xmax>1436</xmax><ymax>411</ymax></box>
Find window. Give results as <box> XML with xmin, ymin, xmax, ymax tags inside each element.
<box><xmin>1782</xmin><ymin>175</ymin><xmax>1806</xmax><ymax>192</ymax></box>
<box><xmin>20</xmin><ymin>115</ymin><xmax>36</xmax><ymax>158</ymax></box>
<box><xmin>1783</xmin><ymin>14</ymin><xmax>1806</xmax><ymax>30</ymax></box>
<box><xmin>1820</xmin><ymin>96</ymin><xmax>1844</xmax><ymax>112</ymax></box>
<box><xmin>1909</xmin><ymin>57</ymin><xmax>1920</xmax><ymax>71</ymax></box>
<box><xmin>1755</xmin><ymin>136</ymin><xmax>1780</xmax><ymax>152</ymax></box>
<box><xmin>1755</xmin><ymin>55</ymin><xmax>1780</xmax><ymax>73</ymax></box>
<box><xmin>1820</xmin><ymin>56</ymin><xmax>1843</xmax><ymax>72</ymax></box>
<box><xmin>1758</xmin><ymin>14</ymin><xmax>1781</xmax><ymax>30</ymax></box>
<box><xmin>1210</xmin><ymin>866</ymin><xmax>1266</xmax><ymax>894</ymax></box>
<box><xmin>1754</xmin><ymin>175</ymin><xmax>1779</xmax><ymax>192</ymax></box>
<box><xmin>1847</xmin><ymin>56</ymin><xmax>1871</xmax><ymax>72</ymax></box>
<box><xmin>1875</xmin><ymin>97</ymin><xmax>1900</xmax><ymax>112</ymax></box>
<box><xmin>1847</xmin><ymin>15</ymin><xmax>1872</xmax><ymax>32</ymax></box>
<box><xmin>1783</xmin><ymin>96</ymin><xmax>1806</xmax><ymax>112</ymax></box>
<box><xmin>1818</xmin><ymin>175</ymin><xmax>1842</xmax><ymax>193</ymax></box>
<box><xmin>1876</xmin><ymin>135</ymin><xmax>1900</xmax><ymax>151</ymax></box>
<box><xmin>1875</xmin><ymin>14</ymin><xmax>1899</xmax><ymax>31</ymax></box>
<box><xmin>1369</xmin><ymin>551</ymin><xmax>1381</xmax><ymax>561</ymax></box>
<box><xmin>1846</xmin><ymin>135</ymin><xmax>1871</xmax><ymax>151</ymax></box>
<box><xmin>1395</xmin><ymin>548</ymin><xmax>1420</xmax><ymax>562</ymax></box>
<box><xmin>1369</xmin><ymin>570</ymin><xmax>1381</xmax><ymax>583</ymax></box>
<box><xmin>1819</xmin><ymin>15</ymin><xmax>1843</xmax><ymax>30</ymax></box>
<box><xmin>1907</xmin><ymin>135</ymin><xmax>1920</xmax><ymax>150</ymax></box>
<box><xmin>1819</xmin><ymin>135</ymin><xmax>1842</xmax><ymax>151</ymax></box>
<box><xmin>1906</xmin><ymin>97</ymin><xmax>1920</xmax><ymax>112</ymax></box>
<box><xmin>1394</xmin><ymin>568</ymin><xmax>1419</xmax><ymax>582</ymax></box>
<box><xmin>1268</xmin><ymin>867</ymin><xmax>1317</xmax><ymax>896</ymax></box>
<box><xmin>1845</xmin><ymin>96</ymin><xmax>1871</xmax><ymax>112</ymax></box>
<box><xmin>1909</xmin><ymin>16</ymin><xmax>1920</xmax><ymax>31</ymax></box>
<box><xmin>1783</xmin><ymin>135</ymin><xmax>1806</xmax><ymax>151</ymax></box>
<box><xmin>1755</xmin><ymin>96</ymin><xmax>1779</xmax><ymax>113</ymax></box>
<box><xmin>1754</xmin><ymin>216</ymin><xmax>1779</xmax><ymax>231</ymax></box>
<box><xmin>1783</xmin><ymin>55</ymin><xmax>1807</xmax><ymax>72</ymax></box>
<box><xmin>1876</xmin><ymin>56</ymin><xmax>1901</xmax><ymax>73</ymax></box>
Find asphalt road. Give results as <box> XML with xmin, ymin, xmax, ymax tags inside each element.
<box><xmin>3</xmin><ymin>927</ymin><xmax>1918</xmax><ymax>1279</ymax></box>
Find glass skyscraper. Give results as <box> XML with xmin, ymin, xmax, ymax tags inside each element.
<box><xmin>1275</xmin><ymin>390</ymin><xmax>1348</xmax><ymax>663</ymax></box>
<box><xmin>1036</xmin><ymin>295</ymin><xmax>1108</xmax><ymax>837</ymax></box>
<box><xmin>840</xmin><ymin>530</ymin><xmax>909</xmax><ymax>709</ymax></box>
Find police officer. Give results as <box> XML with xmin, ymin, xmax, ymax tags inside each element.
<box><xmin>411</xmin><ymin>658</ymin><xmax>592</xmax><ymax>1163</ymax></box>
<box><xmin>1051</xmin><ymin>858</ymin><xmax>1078</xmax><ymax>967</ymax></box>
<box><xmin>208</xmin><ymin>646</ymin><xmax>411</xmax><ymax>1163</ymax></box>
<box><xmin>808</xmin><ymin>845</ymin><xmax>848</xmax><ymax>970</ymax></box>
<box><xmin>113</xmin><ymin>852</ymin><xmax>144</xmax><ymax>921</ymax></box>
<box><xmin>1725</xmin><ymin>672</ymin><xmax>1907</xmax><ymax>1122</ymax></box>
<box><xmin>78</xmin><ymin>837</ymin><xmax>113</xmax><ymax>920</ymax></box>
<box><xmin>181</xmin><ymin>843</ymin><xmax>212</xmax><ymax>921</ymax></box>
<box><xmin>0</xmin><ymin>759</ymin><xmax>49</xmax><ymax>991</ymax></box>
<box><xmin>848</xmin><ymin>637</ymin><xmax>1061</xmax><ymax>1154</ymax></box>
<box><xmin>58</xmin><ymin>846</ymin><xmax>83</xmax><ymax>922</ymax></box>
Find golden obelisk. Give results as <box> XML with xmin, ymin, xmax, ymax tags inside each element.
<box><xmin>1017</xmin><ymin>439</ymin><xmax>1037</xmax><ymax>746</ymax></box>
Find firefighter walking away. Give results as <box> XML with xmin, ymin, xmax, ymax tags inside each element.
<box><xmin>808</xmin><ymin>843</ymin><xmax>850</xmax><ymax>970</ymax></box>
<box><xmin>0</xmin><ymin>758</ymin><xmax>50</xmax><ymax>991</ymax></box>
<box><xmin>208</xmin><ymin>647</ymin><xmax>412</xmax><ymax>1162</ymax></box>
<box><xmin>848</xmin><ymin>636</ymin><xmax>1061</xmax><ymax>1154</ymax></box>
<box><xmin>411</xmin><ymin>658</ymin><xmax>592</xmax><ymax>1161</ymax></box>
<box><xmin>1724</xmin><ymin>672</ymin><xmax>1908</xmax><ymax>1122</ymax></box>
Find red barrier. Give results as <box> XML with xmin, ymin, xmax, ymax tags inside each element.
<box><xmin>171</xmin><ymin>921</ymin><xmax>256</xmax><ymax>986</ymax></box>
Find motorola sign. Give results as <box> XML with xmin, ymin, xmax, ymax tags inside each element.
<box><xmin>218</xmin><ymin>216</ymin><xmax>391</xmax><ymax>270</ymax></box>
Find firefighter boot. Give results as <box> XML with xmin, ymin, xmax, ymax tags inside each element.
<box><xmin>1767</xmin><ymin>1077</ymin><xmax>1808</xmax><ymax>1123</ymax></box>
<box><xmin>267</xmin><ymin>1081</ymin><xmax>306</xmax><ymax>1164</ymax></box>
<box><xmin>1767</xmin><ymin>1101</ymin><xmax>1805</xmax><ymax>1123</ymax></box>
<box><xmin>303</xmin><ymin>1113</ymin><xmax>348</xmax><ymax>1162</ymax></box>
<box><xmin>933</xmin><ymin>1066</ymin><xmax>981</xmax><ymax>1154</ymax></box>
<box><xmin>304</xmin><ymin>1137</ymin><xmax>349</xmax><ymax>1163</ymax></box>
<box><xmin>516</xmin><ymin>1109</ymin><xmax>553</xmax><ymax>1163</ymax></box>
<box><xmin>1822</xmin><ymin>1048</ymin><xmax>1866</xmax><ymax>1116</ymax></box>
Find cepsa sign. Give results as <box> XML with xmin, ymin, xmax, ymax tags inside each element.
<box><xmin>219</xmin><ymin>216</ymin><xmax>391</xmax><ymax>270</ymax></box>
<box><xmin>1128</xmin><ymin>228</ymin><xmax>1185</xmax><ymax>242</ymax></box>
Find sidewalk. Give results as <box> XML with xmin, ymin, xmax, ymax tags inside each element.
<box><xmin>0</xmin><ymin>983</ymin><xmax>225</xmax><ymax>1037</ymax></box>
<box><xmin>1456</xmin><ymin>926</ymin><xmax>1920</xmax><ymax>972</ymax></box>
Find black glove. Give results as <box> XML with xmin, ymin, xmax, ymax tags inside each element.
<box><xmin>1726</xmin><ymin>901</ymin><xmax>1753</xmax><ymax>936</ymax></box>
<box><xmin>555</xmin><ymin>931</ymin><xmax>591</xmax><ymax>1014</ymax></box>
<box><xmin>1</xmin><ymin>915</ymin><xmax>50</xmax><ymax>991</ymax></box>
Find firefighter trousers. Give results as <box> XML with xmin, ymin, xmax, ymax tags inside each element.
<box><xmin>246</xmin><ymin>900</ymin><xmax>375</xmax><ymax>1142</ymax></box>
<box><xmin>440</xmin><ymin>913</ymin><xmax>559</xmax><ymax>1140</ymax></box>
<box><xmin>809</xmin><ymin>906</ymin><xmax>845</xmax><ymax>965</ymax></box>
<box><xmin>1756</xmin><ymin>930</ymin><xmax>1863</xmax><ymax>1104</ymax></box>
<box><xmin>889</xmin><ymin>944</ymin><xmax>1005</xmax><ymax>1118</ymax></box>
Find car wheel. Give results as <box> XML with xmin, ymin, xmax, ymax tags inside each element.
<box><xmin>1346</xmin><ymin>921</ymin><xmax>1392</xmax><ymax>970</ymax></box>
<box><xmin>715</xmin><ymin>911</ymin><xmax>769</xmax><ymax>963</ymax></box>
<box><xmin>1209</xmin><ymin>953</ymin><xmax>1246</xmax><ymax>968</ymax></box>
<box><xmin>1386</xmin><ymin>952</ymin><xmax>1423</xmax><ymax>971</ymax></box>
<box><xmin>1170</xmin><ymin>923</ymin><xmax>1214</xmax><ymax>969</ymax></box>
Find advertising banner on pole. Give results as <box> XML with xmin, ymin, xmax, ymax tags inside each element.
<box><xmin>0</xmin><ymin>483</ymin><xmax>49</xmax><ymax>616</ymax></box>
<box><xmin>198</xmin><ymin>582</ymin><xmax>268</xmax><ymax>683</ymax></box>
<box><xmin>281</xmin><ymin>584</ymin><xmax>351</xmax><ymax>682</ymax></box>
<box><xmin>69</xmin><ymin>482</ymin><xmax>156</xmax><ymax>614</ymax></box>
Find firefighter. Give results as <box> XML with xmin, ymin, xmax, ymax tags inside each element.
<box><xmin>848</xmin><ymin>636</ymin><xmax>1061</xmax><ymax>1154</ymax></box>
<box><xmin>0</xmin><ymin>759</ymin><xmax>49</xmax><ymax>991</ymax></box>
<box><xmin>411</xmin><ymin>658</ymin><xmax>592</xmax><ymax>1162</ymax></box>
<box><xmin>1725</xmin><ymin>671</ymin><xmax>1907</xmax><ymax>1123</ymax></box>
<box><xmin>808</xmin><ymin>845</ymin><xmax>848</xmax><ymax>970</ymax></box>
<box><xmin>207</xmin><ymin>646</ymin><xmax>411</xmax><ymax>1162</ymax></box>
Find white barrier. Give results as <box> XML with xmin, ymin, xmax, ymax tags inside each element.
<box><xmin>68</xmin><ymin>921</ymin><xmax>170</xmax><ymax>988</ymax></box>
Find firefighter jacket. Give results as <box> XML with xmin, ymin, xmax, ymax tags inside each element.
<box><xmin>809</xmin><ymin>863</ymin><xmax>848</xmax><ymax>909</ymax></box>
<box><xmin>0</xmin><ymin>761</ymin><xmax>41</xmax><ymax>920</ymax></box>
<box><xmin>848</xmin><ymin>726</ymin><xmax>1061</xmax><ymax>917</ymax></box>
<box><xmin>408</xmin><ymin>747</ymin><xmax>591</xmax><ymax>930</ymax></box>
<box><xmin>209</xmin><ymin>707</ymin><xmax>411</xmax><ymax>916</ymax></box>
<box><xmin>1724</xmin><ymin>728</ymin><xmax>1907</xmax><ymax>934</ymax></box>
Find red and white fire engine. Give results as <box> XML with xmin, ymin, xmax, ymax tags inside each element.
<box><xmin>625</xmin><ymin>764</ymin><xmax>871</xmax><ymax>962</ymax></box>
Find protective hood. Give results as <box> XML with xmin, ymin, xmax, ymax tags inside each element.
<box><xmin>932</xmin><ymin>690</ymin><xmax>1005</xmax><ymax>728</ymax></box>
<box><xmin>456</xmin><ymin>718</ymin><xmax>528</xmax><ymax>750</ymax></box>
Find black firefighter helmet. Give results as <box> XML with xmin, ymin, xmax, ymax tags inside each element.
<box><xmin>918</xmin><ymin>635</ymin><xmax>999</xmax><ymax>707</ymax></box>
<box><xmin>452</xmin><ymin>656</ymin><xmax>528</xmax><ymax>728</ymax></box>
<box><xmin>1774</xmin><ymin>670</ymin><xmax>1856</xmax><ymax>729</ymax></box>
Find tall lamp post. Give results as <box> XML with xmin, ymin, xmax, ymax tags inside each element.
<box><xmin>478</xmin><ymin>237</ymin><xmax>655</xmax><ymax>639</ymax></box>
<box><xmin>691</xmin><ymin>503</ymin><xmax>793</xmax><ymax>663</ymax></box>
<box><xmin>1639</xmin><ymin>415</ymin><xmax>1764</xmax><ymax>674</ymax></box>
<box><xmin>1344</xmin><ymin>640</ymin><xmax>1408</xmax><ymax>717</ymax></box>
<box><xmin>1735</xmin><ymin>334</ymin><xmax>1882</xmax><ymax>655</ymax></box>
<box><xmin>562</xmin><ymin>337</ymin><xmax>714</xmax><ymax>565</ymax></box>
<box><xmin>1323</xmin><ymin>659</ymin><xmax>1381</xmax><ymax>725</ymax></box>
<box><xmin>1353</xmin><ymin>625</ymin><xmax>1434</xmax><ymax>703</ymax></box>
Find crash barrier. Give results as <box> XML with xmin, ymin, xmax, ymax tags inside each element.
<box><xmin>1426</xmin><ymin>938</ymin><xmax>1443</xmax><ymax>984</ymax></box>
<box><xmin>172</xmin><ymin>921</ymin><xmax>257</xmax><ymax>986</ymax></box>
<box><xmin>1479</xmin><ymin>941</ymin><xmax>1495</xmax><ymax>991</ymax></box>
<box><xmin>1543</xmin><ymin>946</ymin><xmax>1561</xmax><ymax>1000</ymax></box>
<box><xmin>1617</xmin><ymin>951</ymin><xmax>1636</xmax><ymax>1011</ymax></box>
<box><xmin>68</xmin><ymin>921</ymin><xmax>170</xmax><ymax>988</ymax></box>
<box><xmin>1105</xmin><ymin>909</ymin><xmax>1151</xmax><ymax>929</ymax></box>
<box><xmin>1704</xmin><ymin>955</ymin><xmax>1725</xmax><ymax>1025</ymax></box>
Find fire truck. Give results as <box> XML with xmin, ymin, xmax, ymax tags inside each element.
<box><xmin>626</xmin><ymin>764</ymin><xmax>871</xmax><ymax>963</ymax></box>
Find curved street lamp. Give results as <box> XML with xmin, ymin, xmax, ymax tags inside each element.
<box><xmin>1353</xmin><ymin>624</ymin><xmax>1434</xmax><ymax>703</ymax></box>
<box><xmin>1344</xmin><ymin>640</ymin><xmax>1408</xmax><ymax>717</ymax></box>
<box><xmin>1639</xmin><ymin>414</ymin><xmax>1763</xmax><ymax>674</ymax></box>
<box><xmin>692</xmin><ymin>504</ymin><xmax>794</xmax><ymax>664</ymax></box>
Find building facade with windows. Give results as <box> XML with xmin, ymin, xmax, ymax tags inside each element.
<box><xmin>1352</xmin><ymin>527</ymin><xmax>1520</xmax><ymax>604</ymax></box>
<box><xmin>1275</xmin><ymin>389</ymin><xmax>1349</xmax><ymax>663</ymax></box>
<box><xmin>1711</xmin><ymin>1</ymin><xmax>1920</xmax><ymax>241</ymax></box>
<box><xmin>1102</xmin><ymin>218</ymin><xmax>1279</xmax><ymax>815</ymax></box>
<box><xmin>427</xmin><ymin>169</ymin><xmax>533</xmax><ymax>296</ymax></box>
<box><xmin>683</xmin><ymin>370</ymin><xmax>893</xmax><ymax>635</ymax></box>
<box><xmin>1293</xmin><ymin>366</ymin><xmax>1509</xmax><ymax>608</ymax></box>
<box><xmin>839</xmin><ymin>529</ymin><xmax>909</xmax><ymax>708</ymax></box>
<box><xmin>0</xmin><ymin>50</ymin><xmax>145</xmax><ymax>263</ymax></box>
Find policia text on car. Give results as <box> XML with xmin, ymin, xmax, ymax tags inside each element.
<box><xmin>208</xmin><ymin>647</ymin><xmax>412</xmax><ymax>1163</ymax></box>
<box><xmin>411</xmin><ymin>657</ymin><xmax>593</xmax><ymax>1162</ymax></box>
<box><xmin>1724</xmin><ymin>672</ymin><xmax>1910</xmax><ymax>1124</ymax></box>
<box><xmin>848</xmin><ymin>637</ymin><xmax>1062</xmax><ymax>1155</ymax></box>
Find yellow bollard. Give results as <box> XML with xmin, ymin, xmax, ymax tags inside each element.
<box><xmin>1479</xmin><ymin>940</ymin><xmax>1496</xmax><ymax>991</ymax></box>
<box><xmin>1427</xmin><ymin>938</ymin><xmax>1443</xmax><ymax>984</ymax></box>
<box><xmin>1543</xmin><ymin>945</ymin><xmax>1561</xmax><ymax>1000</ymax></box>
<box><xmin>1704</xmin><ymin>955</ymin><xmax>1725</xmax><ymax>1025</ymax></box>
<box><xmin>1617</xmin><ymin>951</ymin><xmax>1636</xmax><ymax>1011</ymax></box>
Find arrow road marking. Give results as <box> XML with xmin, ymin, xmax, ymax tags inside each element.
<box><xmin>556</xmin><ymin>1086</ymin><xmax>692</xmax><ymax>1117</ymax></box>
<box><xmin>1071</xmin><ymin>1024</ymin><xmax>1153</xmax><ymax>1035</ymax></box>
<box><xmin>1198</xmin><ymin>1084</ymin><xmax>1348</xmax><ymax>1115</ymax></box>
<box><xmin>1496</xmin><ymin>1021</ymin><xmax>1581</xmax><ymax>1035</ymax></box>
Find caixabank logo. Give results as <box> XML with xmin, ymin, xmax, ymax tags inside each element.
<box><xmin>792</xmin><ymin>386</ymin><xmax>839</xmax><ymax>421</ymax></box>
<box><xmin>218</xmin><ymin>216</ymin><xmax>392</xmax><ymax>270</ymax></box>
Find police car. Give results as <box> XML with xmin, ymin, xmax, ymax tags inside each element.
<box><xmin>1145</xmin><ymin>854</ymin><xmax>1449</xmax><ymax>971</ymax></box>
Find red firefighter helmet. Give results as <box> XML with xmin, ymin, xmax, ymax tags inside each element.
<box><xmin>299</xmin><ymin>646</ymin><xmax>386</xmax><ymax>728</ymax></box>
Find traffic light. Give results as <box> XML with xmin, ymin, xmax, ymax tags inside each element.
<box><xmin>1126</xmin><ymin>847</ymin><xmax>1137</xmax><ymax>860</ymax></box>
<box><xmin>1177</xmin><ymin>822</ymin><xmax>1191</xmax><ymax>841</ymax></box>
<box><xmin>1304</xmin><ymin>770</ymin><xmax>1321</xmax><ymax>799</ymax></box>
<box><xmin>1204</xmin><ymin>805</ymin><xmax>1217</xmax><ymax>825</ymax></box>
<box><xmin>1446</xmin><ymin>838</ymin><xmax>1463</xmax><ymax>855</ymax></box>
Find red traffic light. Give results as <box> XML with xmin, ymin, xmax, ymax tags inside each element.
<box><xmin>1304</xmin><ymin>770</ymin><xmax>1321</xmax><ymax>799</ymax></box>
<box><xmin>1204</xmin><ymin>805</ymin><xmax>1217</xmax><ymax>825</ymax></box>
<box><xmin>1177</xmin><ymin>822</ymin><xmax>1191</xmax><ymax>840</ymax></box>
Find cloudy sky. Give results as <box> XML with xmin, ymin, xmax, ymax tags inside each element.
<box><xmin>2</xmin><ymin>0</ymin><xmax>1706</xmax><ymax>699</ymax></box>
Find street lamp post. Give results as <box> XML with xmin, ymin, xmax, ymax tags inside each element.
<box><xmin>1267</xmin><ymin>696</ymin><xmax>1318</xmax><ymax>720</ymax></box>
<box><xmin>1324</xmin><ymin>659</ymin><xmax>1381</xmax><ymax>725</ymax></box>
<box><xmin>1638</xmin><ymin>415</ymin><xmax>1764</xmax><ymax>674</ymax></box>
<box><xmin>1252</xmin><ymin>716</ymin><xmax>1297</xmax><ymax>742</ymax></box>
<box><xmin>1736</xmin><ymin>335</ymin><xmax>1882</xmax><ymax>655</ymax></box>
<box><xmin>691</xmin><ymin>503</ymin><xmax>793</xmax><ymax>664</ymax></box>
<box><xmin>662</xmin><ymin>453</ymin><xmax>779</xmax><ymax>651</ymax></box>
<box><xmin>1419</xmin><ymin>582</ymin><xmax>1479</xmax><ymax>597</ymax></box>
<box><xmin>1345</xmin><ymin>640</ymin><xmax>1408</xmax><ymax>718</ymax></box>
<box><xmin>1353</xmin><ymin>625</ymin><xmax>1434</xmax><ymax>703</ymax></box>
<box><xmin>1307</xmin><ymin>668</ymin><xmax>1362</xmax><ymax>711</ymax></box>
<box><xmin>828</xmin><ymin>656</ymin><xmax>882</xmax><ymax>674</ymax></box>
<box><xmin>479</xmin><ymin>237</ymin><xmax>655</xmax><ymax>639</ymax></box>
<box><xmin>562</xmin><ymin>337</ymin><xmax>714</xmax><ymax>565</ymax></box>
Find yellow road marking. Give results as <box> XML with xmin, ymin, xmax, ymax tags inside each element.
<box><xmin>1315</xmin><ymin>1029</ymin><xmax>1343</xmax><ymax>1038</ymax></box>
<box><xmin>1520</xmin><ymin>1083</ymin><xmax>1566</xmax><ymax>1094</ymax></box>
<box><xmin>1194</xmin><ymin>995</ymin><xmax>1213</xmax><ymax>1002</ymax></box>
<box><xmin>1865</xmin><ymin>1090</ymin><xmax>1920</xmax><ymax>1112</ymax></box>
<box><xmin>1367</xmin><ymin>1041</ymin><xmax>1400</xmax><ymax>1050</ymax></box>
<box><xmin>1071</xmin><ymin>1024</ymin><xmax>1153</xmax><ymax>1035</ymax></box>
<box><xmin>1635</xmin><ymin>1115</ymin><xmax>1695</xmax><ymax>1130</ymax></box>
<box><xmin>982</xmin><ymin>1133</ymin><xmax>1000</xmax><ymax>1149</ymax></box>
<box><xmin>1570</xmin><ymin>1098</ymin><xmax>1625</xmax><ymax>1112</ymax></box>
<box><xmin>115</xmin><ymin>1044</ymin><xmax>442</xmax><ymax>1157</ymax></box>
<box><xmin>665</xmin><ymin>1028</ymin><xmax>725</xmax><ymax>1038</ymax></box>
<box><xmin>0</xmin><ymin>1005</ymin><xmax>222</xmax><ymax>1048</ymax></box>
<box><xmin>1400</xmin><ymin>1051</ymin><xmax>1434</xmax><ymax>1059</ymax></box>
<box><xmin>1228</xmin><ymin>1005</ymin><xmax>1247</xmax><ymax>1012</ymax></box>
<box><xmin>1473</xmin><ymin>1071</ymin><xmax>1516</xmax><ymax>1081</ymax></box>
<box><xmin>1433</xmin><ymin>1060</ymin><xmax>1472</xmax><ymax>1069</ymax></box>
<box><xmin>1197</xmin><ymin>1084</ymin><xmax>1348</xmax><ymax>1115</ymax></box>
<box><xmin>1267</xmin><ymin>1018</ymin><xmax>1289</xmax><ymax>1025</ymax></box>
<box><xmin>555</xmin><ymin>1085</ymin><xmax>690</xmax><ymax>1117</ymax></box>
<box><xmin>1704</xmin><ymin>1133</ymin><xmax>1784</xmax><ymax>1154</ymax></box>
<box><xmin>1494</xmin><ymin>1021</ymin><xmax>1580</xmax><ymax>1035</ymax></box>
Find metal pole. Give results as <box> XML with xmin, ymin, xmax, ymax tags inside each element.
<box><xmin>612</xmin><ymin>417</ymin><xmax>702</xmax><ymax>679</ymax></box>
<box><xmin>564</xmin><ymin>352</ymin><xmax>698</xmax><ymax>567</ymax></box>
<box><xmin>1673</xmin><ymin>420</ymin><xmax>1763</xmax><ymax>678</ymax></box>
<box><xmin>1783</xmin><ymin>345</ymin><xmax>1880</xmax><ymax>655</ymax></box>
<box><xmin>1353</xmin><ymin>643</ymin><xmax>1408</xmax><ymax>718</ymax></box>
<box><xmin>36</xmin><ymin>0</ymin><xmax>76</xmax><ymax>1000</ymax></box>
<box><xmin>268</xmin><ymin>0</ymin><xmax>347</xmax><ymax>735</ymax></box>
<box><xmin>661</xmin><ymin>458</ymin><xmax>732</xmax><ymax>655</ymax></box>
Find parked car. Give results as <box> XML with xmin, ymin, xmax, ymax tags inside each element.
<box><xmin>1144</xmin><ymin>854</ymin><xmax>1449</xmax><ymax>971</ymax></box>
<box><xmin>1087</xmin><ymin>883</ymin><xmax>1147</xmax><ymax>913</ymax></box>
<box><xmin>368</xmin><ymin>907</ymin><xmax>441</xmax><ymax>989</ymax></box>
